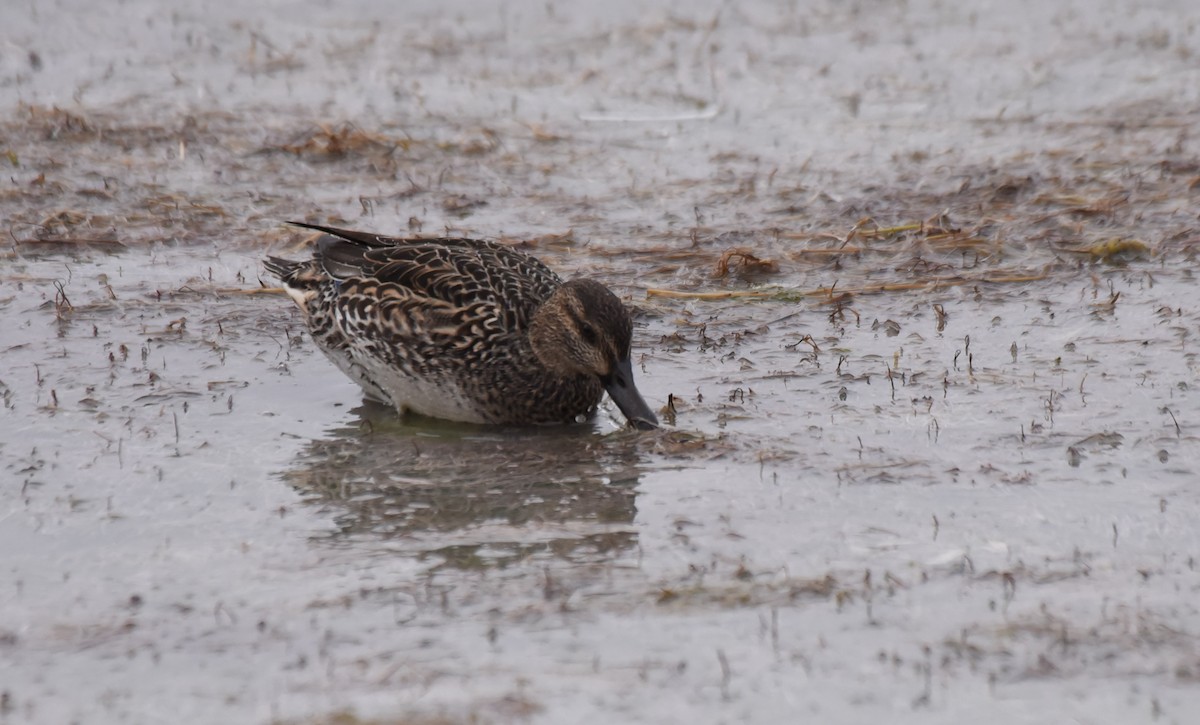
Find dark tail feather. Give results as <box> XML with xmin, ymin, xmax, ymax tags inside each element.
<box><xmin>263</xmin><ymin>256</ymin><xmax>301</xmax><ymax>281</ymax></box>
<box><xmin>286</xmin><ymin>221</ymin><xmax>396</xmax><ymax>248</ymax></box>
<box><xmin>287</xmin><ymin>222</ymin><xmax>403</xmax><ymax>280</ymax></box>
<box><xmin>284</xmin><ymin>221</ymin><xmax>413</xmax><ymax>280</ymax></box>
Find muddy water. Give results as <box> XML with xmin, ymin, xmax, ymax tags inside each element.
<box><xmin>4</xmin><ymin>0</ymin><xmax>1200</xmax><ymax>723</ymax></box>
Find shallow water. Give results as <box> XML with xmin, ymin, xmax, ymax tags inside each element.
<box><xmin>3</xmin><ymin>0</ymin><xmax>1200</xmax><ymax>723</ymax></box>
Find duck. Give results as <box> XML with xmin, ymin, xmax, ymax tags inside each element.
<box><xmin>264</xmin><ymin>222</ymin><xmax>658</xmax><ymax>430</ymax></box>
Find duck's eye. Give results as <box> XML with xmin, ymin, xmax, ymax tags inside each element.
<box><xmin>579</xmin><ymin>323</ymin><xmax>598</xmax><ymax>345</ymax></box>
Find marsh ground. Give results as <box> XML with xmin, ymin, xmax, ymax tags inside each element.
<box><xmin>3</xmin><ymin>0</ymin><xmax>1200</xmax><ymax>723</ymax></box>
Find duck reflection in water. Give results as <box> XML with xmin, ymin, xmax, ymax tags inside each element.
<box><xmin>280</xmin><ymin>403</ymin><xmax>646</xmax><ymax>570</ymax></box>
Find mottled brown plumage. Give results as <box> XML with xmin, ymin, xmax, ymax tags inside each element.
<box><xmin>264</xmin><ymin>222</ymin><xmax>657</xmax><ymax>429</ymax></box>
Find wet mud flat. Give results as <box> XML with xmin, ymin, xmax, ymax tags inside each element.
<box><xmin>3</xmin><ymin>0</ymin><xmax>1200</xmax><ymax>723</ymax></box>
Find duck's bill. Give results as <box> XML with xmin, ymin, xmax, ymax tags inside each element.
<box><xmin>603</xmin><ymin>357</ymin><xmax>659</xmax><ymax>430</ymax></box>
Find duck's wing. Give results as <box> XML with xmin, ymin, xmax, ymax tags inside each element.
<box><xmin>289</xmin><ymin>222</ymin><xmax>562</xmax><ymax>328</ymax></box>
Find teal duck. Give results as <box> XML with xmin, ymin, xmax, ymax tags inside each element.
<box><xmin>264</xmin><ymin>222</ymin><xmax>658</xmax><ymax>430</ymax></box>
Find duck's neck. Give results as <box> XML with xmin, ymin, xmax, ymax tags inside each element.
<box><xmin>528</xmin><ymin>287</ymin><xmax>581</xmax><ymax>377</ymax></box>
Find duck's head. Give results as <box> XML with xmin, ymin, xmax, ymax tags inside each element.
<box><xmin>530</xmin><ymin>279</ymin><xmax>659</xmax><ymax>430</ymax></box>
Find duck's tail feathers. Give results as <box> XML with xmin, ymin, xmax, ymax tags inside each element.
<box><xmin>263</xmin><ymin>256</ymin><xmax>302</xmax><ymax>280</ymax></box>
<box><xmin>286</xmin><ymin>221</ymin><xmax>395</xmax><ymax>249</ymax></box>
